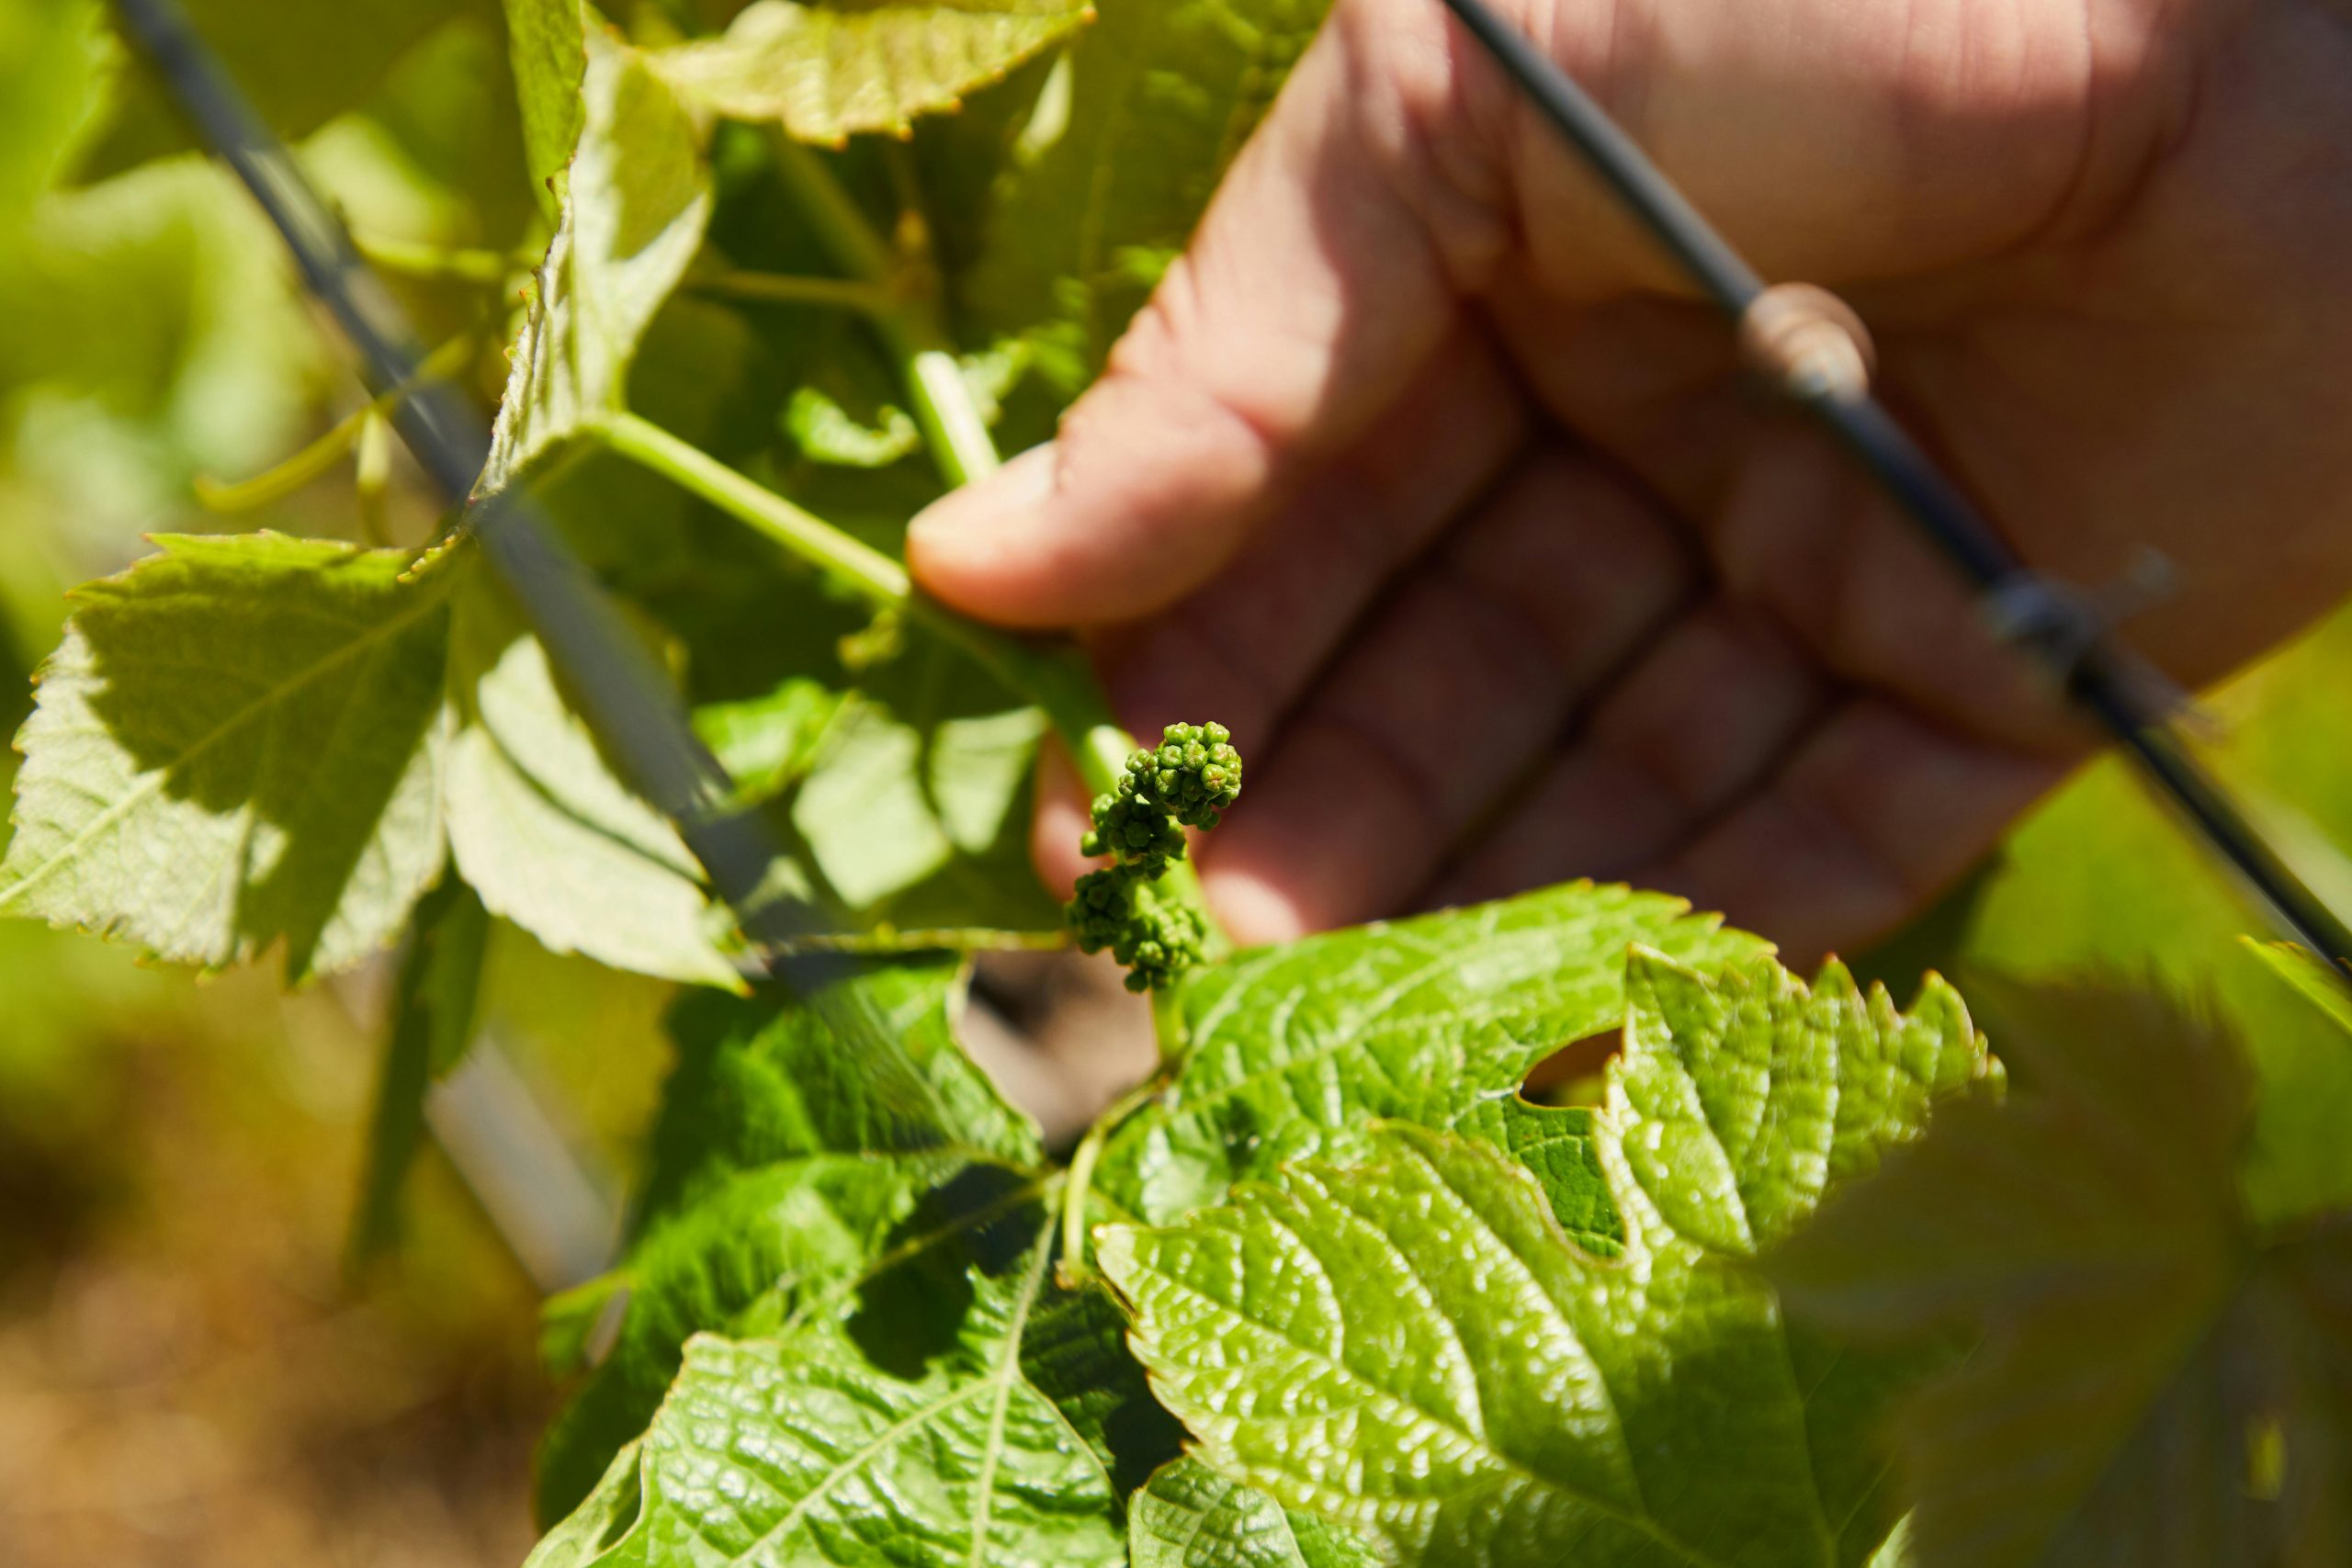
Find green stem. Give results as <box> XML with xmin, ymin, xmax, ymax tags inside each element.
<box><xmin>1151</xmin><ymin>986</ymin><xmax>1188</xmax><ymax>1064</ymax></box>
<box><xmin>1058</xmin><ymin>1078</ymin><xmax>1161</xmax><ymax>1285</ymax></box>
<box><xmin>594</xmin><ymin>412</ymin><xmax>910</xmax><ymax>603</ymax></box>
<box><xmin>769</xmin><ymin>134</ymin><xmax>897</xmax><ymax>286</ymax></box>
<box><xmin>689</xmin><ymin>267</ymin><xmax>896</xmax><ymax>316</ymax></box>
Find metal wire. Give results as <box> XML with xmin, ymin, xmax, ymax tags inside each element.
<box><xmin>1442</xmin><ymin>0</ymin><xmax>2352</xmax><ymax>972</ymax></box>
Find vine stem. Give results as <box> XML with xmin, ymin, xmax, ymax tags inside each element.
<box><xmin>1058</xmin><ymin>1078</ymin><xmax>1161</xmax><ymax>1286</ymax></box>
<box><xmin>689</xmin><ymin>266</ymin><xmax>897</xmax><ymax>316</ymax></box>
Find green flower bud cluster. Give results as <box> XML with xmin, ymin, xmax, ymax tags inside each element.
<box><xmin>1067</xmin><ymin>722</ymin><xmax>1241</xmax><ymax>993</ymax></box>
<box><xmin>1069</xmin><ymin>870</ymin><xmax>1209</xmax><ymax>994</ymax></box>
<box><xmin>1080</xmin><ymin>721</ymin><xmax>1242</xmax><ymax>877</ymax></box>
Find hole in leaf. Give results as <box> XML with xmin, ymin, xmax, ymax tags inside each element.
<box><xmin>1522</xmin><ymin>1030</ymin><xmax>1620</xmax><ymax>1106</ymax></box>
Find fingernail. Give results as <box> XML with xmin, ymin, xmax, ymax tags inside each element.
<box><xmin>908</xmin><ymin>442</ymin><xmax>1058</xmax><ymax>560</ymax></box>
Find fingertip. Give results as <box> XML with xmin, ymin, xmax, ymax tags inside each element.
<box><xmin>907</xmin><ymin>444</ymin><xmax>1067</xmax><ymax>626</ymax></box>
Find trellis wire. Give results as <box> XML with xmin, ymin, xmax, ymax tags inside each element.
<box><xmin>1441</xmin><ymin>0</ymin><xmax>2352</xmax><ymax>973</ymax></box>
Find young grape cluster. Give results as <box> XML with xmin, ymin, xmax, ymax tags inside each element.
<box><xmin>1068</xmin><ymin>723</ymin><xmax>1241</xmax><ymax>992</ymax></box>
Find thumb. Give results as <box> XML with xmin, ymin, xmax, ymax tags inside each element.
<box><xmin>908</xmin><ymin>5</ymin><xmax>1481</xmax><ymax>629</ymax></box>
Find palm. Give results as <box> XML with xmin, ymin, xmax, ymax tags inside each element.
<box><xmin>915</xmin><ymin>0</ymin><xmax>2352</xmax><ymax>961</ymax></box>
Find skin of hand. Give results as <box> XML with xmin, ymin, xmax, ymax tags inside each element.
<box><xmin>907</xmin><ymin>0</ymin><xmax>2352</xmax><ymax>964</ymax></box>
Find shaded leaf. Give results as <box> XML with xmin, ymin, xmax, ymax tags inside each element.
<box><xmin>651</xmin><ymin>0</ymin><xmax>1095</xmax><ymax>145</ymax></box>
<box><xmin>1129</xmin><ymin>1459</ymin><xmax>1379</xmax><ymax>1568</ymax></box>
<box><xmin>786</xmin><ymin>651</ymin><xmax>1060</xmax><ymax>935</ymax></box>
<box><xmin>0</xmin><ymin>533</ymin><xmax>452</xmax><ymax>979</ymax></box>
<box><xmin>641</xmin><ymin>958</ymin><xmax>1040</xmax><ymax>1228</ymax></box>
<box><xmin>1448</xmin><ymin>1096</ymin><xmax>1622</xmax><ymax>1257</ymax></box>
<box><xmin>535</xmin><ymin>1147</ymin><xmax>978</xmax><ymax>1523</ymax></box>
<box><xmin>1770</xmin><ymin>983</ymin><xmax>2352</xmax><ymax>1568</ymax></box>
<box><xmin>1098</xmin><ymin>883</ymin><xmax>1773</xmax><ymax>1224</ymax></box>
<box><xmin>537</xmin><ymin>954</ymin><xmax>1051</xmax><ymax>1519</ymax></box>
<box><xmin>1103</xmin><ymin>952</ymin><xmax>1995</xmax><ymax>1568</ymax></box>
<box><xmin>531</xmin><ymin>1226</ymin><xmax>1127</xmax><ymax>1568</ymax></box>
<box><xmin>352</xmin><ymin>874</ymin><xmax>490</xmax><ymax>1266</ymax></box>
<box><xmin>442</xmin><ymin>574</ymin><xmax>743</xmax><ymax>988</ymax></box>
<box><xmin>481</xmin><ymin>24</ymin><xmax>711</xmax><ymax>494</ymax></box>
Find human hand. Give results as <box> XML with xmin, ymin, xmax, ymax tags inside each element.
<box><xmin>908</xmin><ymin>0</ymin><xmax>2352</xmax><ymax>963</ymax></box>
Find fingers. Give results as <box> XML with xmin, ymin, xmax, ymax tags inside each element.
<box><xmin>1100</xmin><ymin>324</ymin><xmax>1532</xmax><ymax>759</ymax></box>
<box><xmin>1427</xmin><ymin>603</ymin><xmax>1834</xmax><ymax>907</ymax></box>
<box><xmin>1634</xmin><ymin>702</ymin><xmax>2067</xmax><ymax>964</ymax></box>
<box><xmin>909</xmin><ymin>5</ymin><xmax>1493</xmax><ymax>629</ymax></box>
<box><xmin>1195</xmin><ymin>447</ymin><xmax>1698</xmax><ymax>942</ymax></box>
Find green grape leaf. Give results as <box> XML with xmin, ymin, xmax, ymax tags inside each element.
<box><xmin>531</xmin><ymin>1224</ymin><xmax>1128</xmax><ymax>1568</ymax></box>
<box><xmin>0</xmin><ymin>533</ymin><xmax>453</xmax><ymax>980</ymax></box>
<box><xmin>351</xmin><ymin>874</ymin><xmax>490</xmax><ymax>1266</ymax></box>
<box><xmin>481</xmin><ymin>24</ymin><xmax>711</xmax><ymax>494</ymax></box>
<box><xmin>1102</xmin><ymin>952</ymin><xmax>1997</xmax><ymax>1568</ymax></box>
<box><xmin>1098</xmin><ymin>883</ymin><xmax>1773</xmax><ymax>1224</ymax></box>
<box><xmin>639</xmin><ymin>958</ymin><xmax>1041</xmax><ymax>1226</ymax></box>
<box><xmin>650</xmin><ymin>0</ymin><xmax>1095</xmax><ymax>146</ymax></box>
<box><xmin>442</xmin><ymin>575</ymin><xmax>743</xmax><ymax>988</ymax></box>
<box><xmin>535</xmin><ymin>1147</ymin><xmax>980</xmax><ymax>1523</ymax></box>
<box><xmin>503</xmin><ymin>0</ymin><xmax>589</xmax><ymax>213</ymax></box>
<box><xmin>1769</xmin><ymin>983</ymin><xmax>2352</xmax><ymax>1568</ymax></box>
<box><xmin>963</xmin><ymin>0</ymin><xmax>1329</xmax><ymax>402</ymax></box>
<box><xmin>1130</xmin><ymin>1460</ymin><xmax>1379</xmax><ymax>1568</ymax></box>
<box><xmin>1448</xmin><ymin>1097</ymin><xmax>1623</xmax><ymax>1257</ymax></box>
<box><xmin>537</xmin><ymin>957</ymin><xmax>1052</xmax><ymax>1520</ymax></box>
<box><xmin>81</xmin><ymin>0</ymin><xmax>496</xmax><ymax>179</ymax></box>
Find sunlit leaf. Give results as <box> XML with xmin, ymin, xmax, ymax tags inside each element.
<box><xmin>1104</xmin><ymin>953</ymin><xmax>1996</xmax><ymax>1568</ymax></box>
<box><xmin>651</xmin><ymin>0</ymin><xmax>1095</xmax><ymax>145</ymax></box>
<box><xmin>533</xmin><ymin>957</ymin><xmax>1050</xmax><ymax>1518</ymax></box>
<box><xmin>503</xmin><ymin>0</ymin><xmax>587</xmax><ymax>213</ymax></box>
<box><xmin>534</xmin><ymin>1214</ymin><xmax>1130</xmax><ymax>1568</ymax></box>
<box><xmin>0</xmin><ymin>533</ymin><xmax>452</xmax><ymax>978</ymax></box>
<box><xmin>481</xmin><ymin>24</ymin><xmax>711</xmax><ymax>493</ymax></box>
<box><xmin>1097</xmin><ymin>884</ymin><xmax>1774</xmax><ymax>1224</ymax></box>
<box><xmin>1129</xmin><ymin>1460</ymin><xmax>1377</xmax><ymax>1568</ymax></box>
<box><xmin>442</xmin><ymin>574</ymin><xmax>742</xmax><ymax>988</ymax></box>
